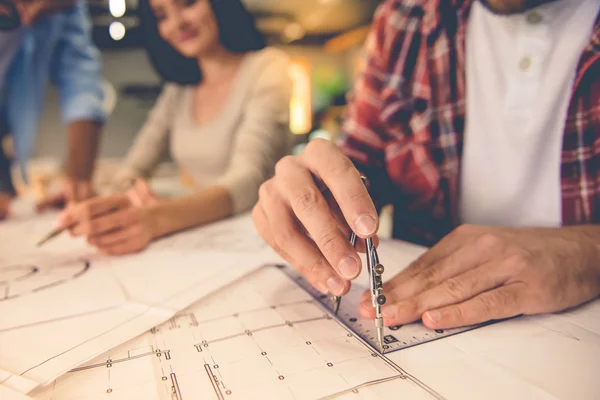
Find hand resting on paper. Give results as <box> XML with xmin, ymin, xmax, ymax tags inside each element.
<box><xmin>252</xmin><ymin>140</ymin><xmax>600</xmax><ymax>329</ymax></box>
<box><xmin>359</xmin><ymin>225</ymin><xmax>600</xmax><ymax>329</ymax></box>
<box><xmin>57</xmin><ymin>180</ymin><xmax>159</xmax><ymax>256</ymax></box>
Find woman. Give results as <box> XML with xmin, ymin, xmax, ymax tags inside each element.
<box><xmin>57</xmin><ymin>0</ymin><xmax>292</xmax><ymax>255</ymax></box>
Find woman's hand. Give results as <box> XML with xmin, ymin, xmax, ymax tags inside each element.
<box><xmin>57</xmin><ymin>181</ymin><xmax>159</xmax><ymax>256</ymax></box>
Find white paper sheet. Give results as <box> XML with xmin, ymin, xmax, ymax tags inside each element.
<box><xmin>0</xmin><ymin>211</ymin><xmax>274</xmax><ymax>396</ymax></box>
<box><xmin>33</xmin><ymin>262</ymin><xmax>600</xmax><ymax>400</ymax></box>
<box><xmin>31</xmin><ymin>266</ymin><xmax>439</xmax><ymax>400</ymax></box>
<box><xmin>4</xmin><ymin>217</ymin><xmax>599</xmax><ymax>399</ymax></box>
<box><xmin>374</xmin><ymin>240</ymin><xmax>600</xmax><ymax>400</ymax></box>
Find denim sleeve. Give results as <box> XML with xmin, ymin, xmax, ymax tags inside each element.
<box><xmin>50</xmin><ymin>0</ymin><xmax>106</xmax><ymax>124</ymax></box>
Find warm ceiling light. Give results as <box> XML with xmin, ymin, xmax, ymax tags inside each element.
<box><xmin>109</xmin><ymin>0</ymin><xmax>126</xmax><ymax>18</ymax></box>
<box><xmin>283</xmin><ymin>22</ymin><xmax>305</xmax><ymax>43</ymax></box>
<box><xmin>109</xmin><ymin>21</ymin><xmax>126</xmax><ymax>41</ymax></box>
<box><xmin>288</xmin><ymin>60</ymin><xmax>312</xmax><ymax>135</ymax></box>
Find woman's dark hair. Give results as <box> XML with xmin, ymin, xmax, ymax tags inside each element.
<box><xmin>139</xmin><ymin>0</ymin><xmax>266</xmax><ymax>85</ymax></box>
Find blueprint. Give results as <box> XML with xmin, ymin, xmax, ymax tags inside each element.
<box><xmin>0</xmin><ymin>212</ymin><xmax>272</xmax><ymax>397</ymax></box>
<box><xmin>31</xmin><ymin>266</ymin><xmax>441</xmax><ymax>400</ymax></box>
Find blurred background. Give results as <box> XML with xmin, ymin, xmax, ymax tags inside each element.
<box><xmin>36</xmin><ymin>0</ymin><xmax>379</xmax><ymax>160</ymax></box>
<box><xmin>20</xmin><ymin>0</ymin><xmax>392</xmax><ymax>234</ymax></box>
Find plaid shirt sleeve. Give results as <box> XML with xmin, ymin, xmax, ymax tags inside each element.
<box><xmin>338</xmin><ymin>4</ymin><xmax>396</xmax><ymax>209</ymax></box>
<box><xmin>339</xmin><ymin>1</ymin><xmax>442</xmax><ymax>212</ymax></box>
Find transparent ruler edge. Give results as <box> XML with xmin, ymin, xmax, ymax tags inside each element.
<box><xmin>276</xmin><ymin>264</ymin><xmax>499</xmax><ymax>354</ymax></box>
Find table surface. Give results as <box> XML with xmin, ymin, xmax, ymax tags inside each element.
<box><xmin>4</xmin><ymin>190</ymin><xmax>600</xmax><ymax>400</ymax></box>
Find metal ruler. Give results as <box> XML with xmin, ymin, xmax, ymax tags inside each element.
<box><xmin>281</xmin><ymin>265</ymin><xmax>492</xmax><ymax>354</ymax></box>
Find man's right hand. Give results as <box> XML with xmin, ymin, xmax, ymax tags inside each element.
<box><xmin>252</xmin><ymin>139</ymin><xmax>380</xmax><ymax>296</ymax></box>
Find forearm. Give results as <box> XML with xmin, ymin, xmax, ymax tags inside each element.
<box><xmin>65</xmin><ymin>120</ymin><xmax>102</xmax><ymax>182</ymax></box>
<box><xmin>0</xmin><ymin>143</ymin><xmax>15</xmax><ymax>196</ymax></box>
<box><xmin>148</xmin><ymin>185</ymin><xmax>233</xmax><ymax>239</ymax></box>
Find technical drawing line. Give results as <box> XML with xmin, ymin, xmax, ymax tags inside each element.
<box><xmin>16</xmin><ymin>267</ymin><xmax>232</xmax><ymax>378</ymax></box>
<box><xmin>317</xmin><ymin>374</ymin><xmax>405</xmax><ymax>399</ymax></box>
<box><xmin>192</xmin><ymin>299</ymin><xmax>314</xmax><ymax>326</ymax></box>
<box><xmin>0</xmin><ymin>265</ymin><xmax>38</xmax><ymax>285</ymax></box>
<box><xmin>295</xmin><ymin>270</ymin><xmax>446</xmax><ymax>400</ymax></box>
<box><xmin>0</xmin><ymin>305</ymin><xmax>122</xmax><ymax>334</ymax></box>
<box><xmin>204</xmin><ymin>364</ymin><xmax>224</xmax><ymax>400</ymax></box>
<box><xmin>68</xmin><ymin>349</ymin><xmax>171</xmax><ymax>372</ymax></box>
<box><xmin>199</xmin><ymin>316</ymin><xmax>327</xmax><ymax>345</ymax></box>
<box><xmin>170</xmin><ymin>373</ymin><xmax>183</xmax><ymax>400</ymax></box>
<box><xmin>0</xmin><ymin>261</ymin><xmax>89</xmax><ymax>302</ymax></box>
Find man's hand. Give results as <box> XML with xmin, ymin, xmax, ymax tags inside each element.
<box><xmin>57</xmin><ymin>183</ymin><xmax>158</xmax><ymax>256</ymax></box>
<box><xmin>15</xmin><ymin>0</ymin><xmax>77</xmax><ymax>26</ymax></box>
<box><xmin>361</xmin><ymin>225</ymin><xmax>600</xmax><ymax>329</ymax></box>
<box><xmin>36</xmin><ymin>179</ymin><xmax>94</xmax><ymax>212</ymax></box>
<box><xmin>0</xmin><ymin>193</ymin><xmax>11</xmax><ymax>220</ymax></box>
<box><xmin>252</xmin><ymin>139</ymin><xmax>380</xmax><ymax>296</ymax></box>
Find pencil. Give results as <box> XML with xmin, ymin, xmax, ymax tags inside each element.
<box><xmin>35</xmin><ymin>179</ymin><xmax>138</xmax><ymax>248</ymax></box>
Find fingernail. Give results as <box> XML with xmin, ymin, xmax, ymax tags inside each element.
<box><xmin>327</xmin><ymin>276</ymin><xmax>345</xmax><ymax>296</ymax></box>
<box><xmin>382</xmin><ymin>306</ymin><xmax>397</xmax><ymax>319</ymax></box>
<box><xmin>425</xmin><ymin>310</ymin><xmax>441</xmax><ymax>323</ymax></box>
<box><xmin>338</xmin><ymin>257</ymin><xmax>359</xmax><ymax>279</ymax></box>
<box><xmin>354</xmin><ymin>214</ymin><xmax>377</xmax><ymax>236</ymax></box>
<box><xmin>316</xmin><ymin>282</ymin><xmax>329</xmax><ymax>295</ymax></box>
<box><xmin>55</xmin><ymin>215</ymin><xmax>66</xmax><ymax>229</ymax></box>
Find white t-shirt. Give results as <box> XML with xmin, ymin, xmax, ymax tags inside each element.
<box><xmin>459</xmin><ymin>0</ymin><xmax>600</xmax><ymax>227</ymax></box>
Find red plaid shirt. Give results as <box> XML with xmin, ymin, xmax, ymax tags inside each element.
<box><xmin>340</xmin><ymin>0</ymin><xmax>600</xmax><ymax>247</ymax></box>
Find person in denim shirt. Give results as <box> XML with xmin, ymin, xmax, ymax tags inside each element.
<box><xmin>0</xmin><ymin>0</ymin><xmax>105</xmax><ymax>219</ymax></box>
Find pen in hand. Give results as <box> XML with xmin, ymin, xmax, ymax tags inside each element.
<box><xmin>36</xmin><ymin>179</ymin><xmax>138</xmax><ymax>248</ymax></box>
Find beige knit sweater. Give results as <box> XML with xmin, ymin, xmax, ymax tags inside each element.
<box><xmin>116</xmin><ymin>48</ymin><xmax>293</xmax><ymax>213</ymax></box>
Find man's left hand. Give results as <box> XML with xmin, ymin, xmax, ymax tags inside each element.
<box><xmin>360</xmin><ymin>225</ymin><xmax>600</xmax><ymax>329</ymax></box>
<box><xmin>36</xmin><ymin>179</ymin><xmax>94</xmax><ymax>212</ymax></box>
<box><xmin>15</xmin><ymin>0</ymin><xmax>77</xmax><ymax>26</ymax></box>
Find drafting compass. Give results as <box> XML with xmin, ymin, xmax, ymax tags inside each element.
<box><xmin>333</xmin><ymin>176</ymin><xmax>386</xmax><ymax>352</ymax></box>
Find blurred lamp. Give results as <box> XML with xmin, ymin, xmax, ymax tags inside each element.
<box><xmin>288</xmin><ymin>60</ymin><xmax>312</xmax><ymax>135</ymax></box>
<box><xmin>109</xmin><ymin>0</ymin><xmax>126</xmax><ymax>18</ymax></box>
<box><xmin>109</xmin><ymin>21</ymin><xmax>126</xmax><ymax>41</ymax></box>
<box><xmin>282</xmin><ymin>22</ymin><xmax>305</xmax><ymax>43</ymax></box>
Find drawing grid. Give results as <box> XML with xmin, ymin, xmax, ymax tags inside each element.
<box><xmin>33</xmin><ymin>266</ymin><xmax>442</xmax><ymax>400</ymax></box>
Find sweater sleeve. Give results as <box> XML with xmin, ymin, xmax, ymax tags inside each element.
<box><xmin>215</xmin><ymin>51</ymin><xmax>292</xmax><ymax>213</ymax></box>
<box><xmin>115</xmin><ymin>83</ymin><xmax>181</xmax><ymax>181</ymax></box>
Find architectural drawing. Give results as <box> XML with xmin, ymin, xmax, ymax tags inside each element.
<box><xmin>0</xmin><ymin>260</ymin><xmax>89</xmax><ymax>302</ymax></box>
<box><xmin>33</xmin><ymin>266</ymin><xmax>444</xmax><ymax>400</ymax></box>
<box><xmin>290</xmin><ymin>267</ymin><xmax>492</xmax><ymax>353</ymax></box>
<box><xmin>0</xmin><ymin>213</ymin><xmax>267</xmax><ymax>397</ymax></box>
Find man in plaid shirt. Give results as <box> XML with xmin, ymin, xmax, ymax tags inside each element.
<box><xmin>254</xmin><ymin>0</ymin><xmax>600</xmax><ymax>330</ymax></box>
